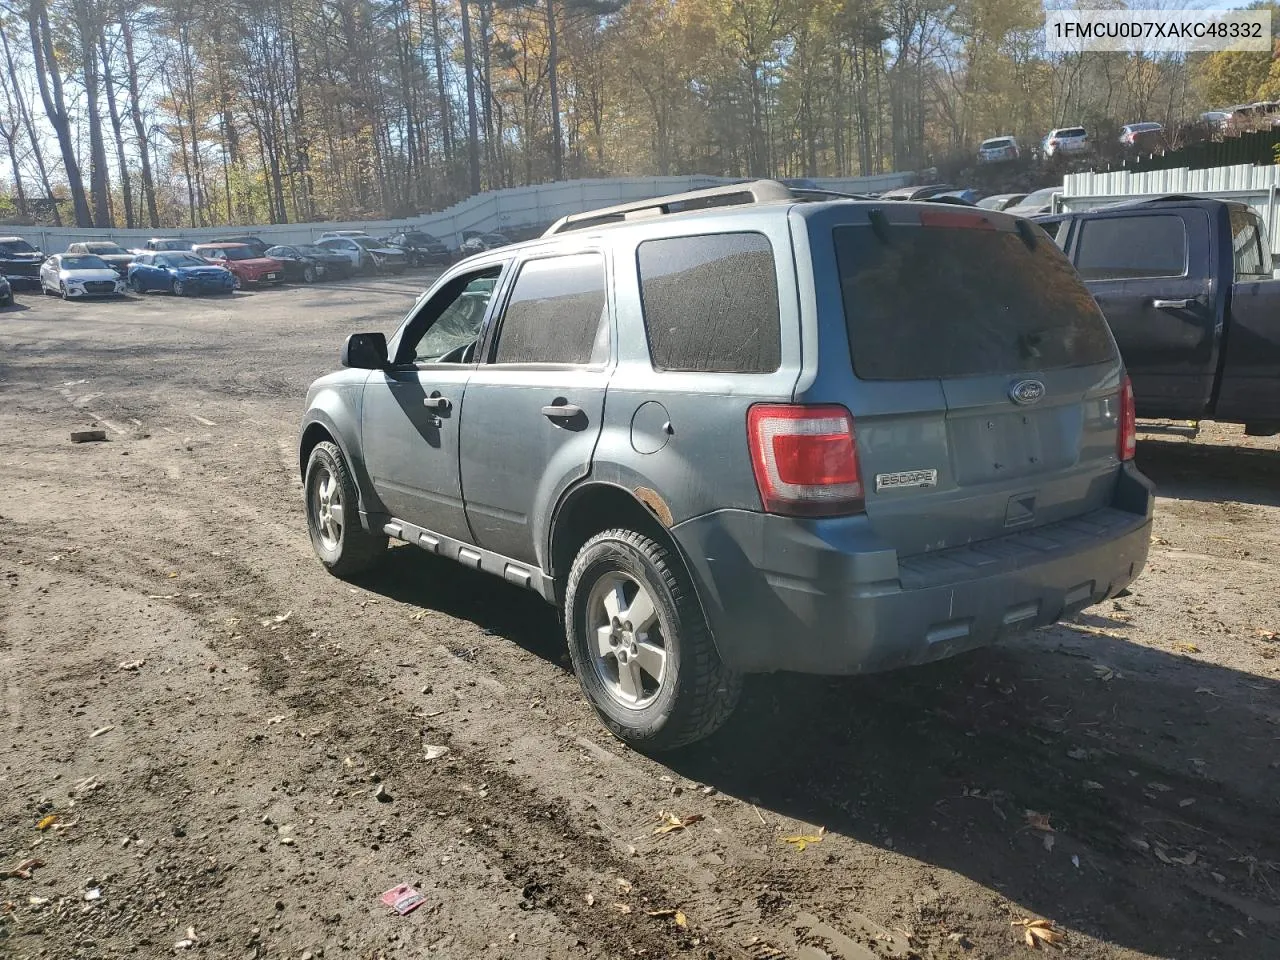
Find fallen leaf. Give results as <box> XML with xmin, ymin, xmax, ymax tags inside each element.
<box><xmin>117</xmin><ymin>660</ymin><xmax>145</xmax><ymax>671</ymax></box>
<box><xmin>260</xmin><ymin>611</ymin><xmax>293</xmax><ymax>627</ymax></box>
<box><xmin>167</xmin><ymin>572</ymin><xmax>180</xmax><ymax>578</ymax></box>
<box><xmin>614</xmin><ymin>902</ymin><xmax>632</xmax><ymax>914</ymax></box>
<box><xmin>1082</xmin><ymin>780</ymin><xmax>1104</xmax><ymax>791</ymax></box>
<box><xmin>1147</xmin><ymin>782</ymin><xmax>1172</xmax><ymax>793</ymax></box>
<box><xmin>675</xmin><ymin>910</ymin><xmax>688</xmax><ymax>928</ymax></box>
<box><xmin>780</xmin><ymin>826</ymin><xmax>826</xmax><ymax>851</ymax></box>
<box><xmin>1012</xmin><ymin>918</ymin><xmax>1064</xmax><ymax>950</ymax></box>
<box><xmin>1173</xmin><ymin>850</ymin><xmax>1198</xmax><ymax>865</ymax></box>
<box><xmin>1179</xmin><ymin>798</ymin><xmax>1196</xmax><ymax>808</ymax></box>
<box><xmin>1151</xmin><ymin>536</ymin><xmax>1170</xmax><ymax>545</ymax></box>
<box><xmin>654</xmin><ymin>812</ymin><xmax>704</xmax><ymax>835</ymax></box>
<box><xmin>1042</xmin><ymin>833</ymin><xmax>1056</xmax><ymax>852</ymax></box>
<box><xmin>1174</xmin><ymin>642</ymin><xmax>1200</xmax><ymax>654</ymax></box>
<box><xmin>89</xmin><ymin>725</ymin><xmax>114</xmax><ymax>738</ymax></box>
<box><xmin>1092</xmin><ymin>663</ymin><xmax>1115</xmax><ymax>681</ymax></box>
<box><xmin>265</xmin><ymin>715</ymin><xmax>286</xmax><ymax>725</ymax></box>
<box><xmin>424</xmin><ymin>744</ymin><xmax>450</xmax><ymax>761</ymax></box>
<box><xmin>1024</xmin><ymin>810</ymin><xmax>1054</xmax><ymax>833</ymax></box>
<box><xmin>1194</xmin><ymin>687</ymin><xmax>1218</xmax><ymax>696</ymax></box>
<box><xmin>1154</xmin><ymin>845</ymin><xmax>1173</xmax><ymax>864</ymax></box>
<box><xmin>35</xmin><ymin>815</ymin><xmax>58</xmax><ymax>831</ymax></box>
<box><xmin>647</xmin><ymin>908</ymin><xmax>678</xmax><ymax>918</ymax></box>
<box><xmin>1254</xmin><ymin>629</ymin><xmax>1278</xmax><ymax>642</ymax></box>
<box><xmin>615</xmin><ymin>878</ymin><xmax>633</xmax><ymax>893</ymax></box>
<box><xmin>28</xmin><ymin>896</ymin><xmax>49</xmax><ymax>906</ymax></box>
<box><xmin>584</xmin><ymin>893</ymin><xmax>595</xmax><ymax>907</ymax></box>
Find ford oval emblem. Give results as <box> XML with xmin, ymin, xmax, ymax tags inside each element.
<box><xmin>1009</xmin><ymin>379</ymin><xmax>1045</xmax><ymax>405</ymax></box>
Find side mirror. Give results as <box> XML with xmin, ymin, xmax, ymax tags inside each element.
<box><xmin>342</xmin><ymin>332</ymin><xmax>388</xmax><ymax>370</ymax></box>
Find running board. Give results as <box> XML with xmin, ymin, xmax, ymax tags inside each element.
<box><xmin>1136</xmin><ymin>419</ymin><xmax>1199</xmax><ymax>439</ymax></box>
<box><xmin>382</xmin><ymin>519</ymin><xmax>556</xmax><ymax>603</ymax></box>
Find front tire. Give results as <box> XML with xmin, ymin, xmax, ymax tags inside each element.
<box><xmin>60</xmin><ymin>282</ymin><xmax>70</xmax><ymax>300</ymax></box>
<box><xmin>130</xmin><ymin>276</ymin><xmax>145</xmax><ymax>293</ymax></box>
<box><xmin>304</xmin><ymin>441</ymin><xmax>387</xmax><ymax>577</ymax></box>
<box><xmin>303</xmin><ymin>265</ymin><xmax>316</xmax><ymax>283</ymax></box>
<box><xmin>172</xmin><ymin>279</ymin><xmax>186</xmax><ymax>297</ymax></box>
<box><xmin>564</xmin><ymin>529</ymin><xmax>741</xmax><ymax>751</ymax></box>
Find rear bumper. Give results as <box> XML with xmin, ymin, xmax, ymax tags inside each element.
<box><xmin>671</xmin><ymin>463</ymin><xmax>1154</xmax><ymax>675</ymax></box>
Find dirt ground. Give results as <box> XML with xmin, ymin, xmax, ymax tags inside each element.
<box><xmin>1</xmin><ymin>277</ymin><xmax>1277</xmax><ymax>960</ymax></box>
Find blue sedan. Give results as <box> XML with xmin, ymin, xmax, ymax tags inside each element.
<box><xmin>128</xmin><ymin>252</ymin><xmax>235</xmax><ymax>295</ymax></box>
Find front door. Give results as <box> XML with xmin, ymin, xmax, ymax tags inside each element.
<box><xmin>361</xmin><ymin>265</ymin><xmax>505</xmax><ymax>539</ymax></box>
<box><xmin>459</xmin><ymin>251</ymin><xmax>613</xmax><ymax>566</ymax></box>
<box><xmin>1071</xmin><ymin>208</ymin><xmax>1215</xmax><ymax>419</ymax></box>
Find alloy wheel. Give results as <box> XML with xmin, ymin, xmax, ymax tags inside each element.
<box><xmin>585</xmin><ymin>572</ymin><xmax>668</xmax><ymax>709</ymax></box>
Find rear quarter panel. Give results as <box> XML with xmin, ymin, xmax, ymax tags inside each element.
<box><xmin>587</xmin><ymin>210</ymin><xmax>803</xmax><ymax>527</ymax></box>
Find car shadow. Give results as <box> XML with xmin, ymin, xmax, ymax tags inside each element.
<box><xmin>352</xmin><ymin>544</ymin><xmax>566</xmax><ymax>667</ymax></box>
<box><xmin>664</xmin><ymin>626</ymin><xmax>1280</xmax><ymax>958</ymax></box>
<box><xmin>1136</xmin><ymin>437</ymin><xmax>1280</xmax><ymax>508</ymax></box>
<box><xmin>2</xmin><ymin>301</ymin><xmax>31</xmax><ymax>312</ymax></box>
<box><xmin>351</xmin><ymin>538</ymin><xmax>1280</xmax><ymax>957</ymax></box>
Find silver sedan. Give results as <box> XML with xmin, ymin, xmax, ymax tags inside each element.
<box><xmin>40</xmin><ymin>253</ymin><xmax>128</xmax><ymax>299</ymax></box>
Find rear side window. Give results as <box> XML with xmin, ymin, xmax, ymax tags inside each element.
<box><xmin>1229</xmin><ymin>206</ymin><xmax>1271</xmax><ymax>279</ymax></box>
<box><xmin>1075</xmin><ymin>215</ymin><xmax>1187</xmax><ymax>280</ymax></box>
<box><xmin>493</xmin><ymin>253</ymin><xmax>608</xmax><ymax>365</ymax></box>
<box><xmin>637</xmin><ymin>232</ymin><xmax>781</xmax><ymax>373</ymax></box>
<box><xmin>834</xmin><ymin>221</ymin><xmax>1115</xmax><ymax>380</ymax></box>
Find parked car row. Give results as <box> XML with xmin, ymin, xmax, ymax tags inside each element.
<box><xmin>974</xmin><ymin>123</ymin><xmax>1169</xmax><ymax>165</ymax></box>
<box><xmin>0</xmin><ymin>227</ymin><xmax>513</xmax><ymax>305</ymax></box>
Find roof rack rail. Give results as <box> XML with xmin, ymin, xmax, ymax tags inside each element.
<box><xmin>543</xmin><ymin>179</ymin><xmax>797</xmax><ymax>236</ymax></box>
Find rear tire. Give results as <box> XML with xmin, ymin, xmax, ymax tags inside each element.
<box><xmin>304</xmin><ymin>441</ymin><xmax>387</xmax><ymax>577</ymax></box>
<box><xmin>564</xmin><ymin>529</ymin><xmax>741</xmax><ymax>751</ymax></box>
<box><xmin>303</xmin><ymin>265</ymin><xmax>316</xmax><ymax>283</ymax></box>
<box><xmin>130</xmin><ymin>276</ymin><xmax>145</xmax><ymax>293</ymax></box>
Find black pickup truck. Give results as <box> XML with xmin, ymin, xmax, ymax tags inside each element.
<box><xmin>1037</xmin><ymin>196</ymin><xmax>1280</xmax><ymax>435</ymax></box>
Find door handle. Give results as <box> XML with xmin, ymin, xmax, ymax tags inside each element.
<box><xmin>423</xmin><ymin>395</ymin><xmax>451</xmax><ymax>411</ymax></box>
<box><xmin>1152</xmin><ymin>298</ymin><xmax>1193</xmax><ymax>310</ymax></box>
<box><xmin>541</xmin><ymin>403</ymin><xmax>583</xmax><ymax>419</ymax></box>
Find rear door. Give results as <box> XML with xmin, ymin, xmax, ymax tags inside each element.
<box><xmin>1067</xmin><ymin>208</ymin><xmax>1215</xmax><ymax>419</ymax></box>
<box><xmin>1217</xmin><ymin>206</ymin><xmax>1280</xmax><ymax>422</ymax></box>
<box><xmin>458</xmin><ymin>250</ymin><xmax>612</xmax><ymax>566</ymax></box>
<box><xmin>820</xmin><ymin>204</ymin><xmax>1125</xmax><ymax>555</ymax></box>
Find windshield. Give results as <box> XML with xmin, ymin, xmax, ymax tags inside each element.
<box><xmin>62</xmin><ymin>255</ymin><xmax>112</xmax><ymax>270</ymax></box>
<box><xmin>158</xmin><ymin>253</ymin><xmax>212</xmax><ymax>268</ymax></box>
<box><xmin>0</xmin><ymin>239</ymin><xmax>37</xmax><ymax>255</ymax></box>
<box><xmin>1018</xmin><ymin>188</ymin><xmax>1059</xmax><ymax>207</ymax></box>
<box><xmin>212</xmin><ymin>245</ymin><xmax>257</xmax><ymax>260</ymax></box>
<box><xmin>84</xmin><ymin>242</ymin><xmax>128</xmax><ymax>255</ymax></box>
<box><xmin>351</xmin><ymin>237</ymin><xmax>382</xmax><ymax>250</ymax></box>
<box><xmin>295</xmin><ymin>245</ymin><xmax>327</xmax><ymax>256</ymax></box>
<box><xmin>154</xmin><ymin>240</ymin><xmax>192</xmax><ymax>251</ymax></box>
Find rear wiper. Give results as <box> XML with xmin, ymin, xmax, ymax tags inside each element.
<box><xmin>868</xmin><ymin>209</ymin><xmax>892</xmax><ymax>244</ymax></box>
<box><xmin>1015</xmin><ymin>219</ymin><xmax>1038</xmax><ymax>251</ymax></box>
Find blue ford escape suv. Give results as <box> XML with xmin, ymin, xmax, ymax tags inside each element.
<box><xmin>299</xmin><ymin>180</ymin><xmax>1153</xmax><ymax>750</ymax></box>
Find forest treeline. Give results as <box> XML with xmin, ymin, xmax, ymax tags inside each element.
<box><xmin>3</xmin><ymin>0</ymin><xmax>1280</xmax><ymax>228</ymax></box>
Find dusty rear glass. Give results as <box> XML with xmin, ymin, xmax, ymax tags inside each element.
<box><xmin>834</xmin><ymin>222</ymin><xmax>1115</xmax><ymax>380</ymax></box>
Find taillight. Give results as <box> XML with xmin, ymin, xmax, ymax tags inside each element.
<box><xmin>747</xmin><ymin>404</ymin><xmax>864</xmax><ymax>517</ymax></box>
<box><xmin>1118</xmin><ymin>376</ymin><xmax>1137</xmax><ymax>461</ymax></box>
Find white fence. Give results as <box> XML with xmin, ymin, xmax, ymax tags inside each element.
<box><xmin>1061</xmin><ymin>163</ymin><xmax>1280</xmax><ymax>254</ymax></box>
<box><xmin>6</xmin><ymin>172</ymin><xmax>916</xmax><ymax>254</ymax></box>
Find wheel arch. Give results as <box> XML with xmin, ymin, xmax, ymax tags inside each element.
<box><xmin>547</xmin><ymin>481</ymin><xmax>705</xmax><ymax>619</ymax></box>
<box><xmin>299</xmin><ymin>411</ymin><xmax>383</xmax><ymax>526</ymax></box>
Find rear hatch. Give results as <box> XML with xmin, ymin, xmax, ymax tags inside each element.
<box><xmin>823</xmin><ymin>204</ymin><xmax>1125</xmax><ymax>556</ymax></box>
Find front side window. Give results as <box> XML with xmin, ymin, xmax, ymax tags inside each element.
<box><xmin>492</xmin><ymin>253</ymin><xmax>608</xmax><ymax>365</ymax></box>
<box><xmin>402</xmin><ymin>268</ymin><xmax>502</xmax><ymax>363</ymax></box>
<box><xmin>1075</xmin><ymin>214</ymin><xmax>1187</xmax><ymax>280</ymax></box>
<box><xmin>637</xmin><ymin>231</ymin><xmax>781</xmax><ymax>373</ymax></box>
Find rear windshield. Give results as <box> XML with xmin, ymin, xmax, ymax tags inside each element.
<box><xmin>983</xmin><ymin>139</ymin><xmax>1013</xmax><ymax>148</ymax></box>
<box><xmin>834</xmin><ymin>221</ymin><xmax>1115</xmax><ymax>380</ymax></box>
<box><xmin>1058</xmin><ymin>128</ymin><xmax>1086</xmax><ymax>137</ymax></box>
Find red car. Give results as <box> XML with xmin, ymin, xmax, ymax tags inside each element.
<box><xmin>191</xmin><ymin>243</ymin><xmax>284</xmax><ymax>289</ymax></box>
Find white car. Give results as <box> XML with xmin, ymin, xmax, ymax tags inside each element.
<box><xmin>1043</xmin><ymin>127</ymin><xmax>1089</xmax><ymax>157</ymax></box>
<box><xmin>977</xmin><ymin>136</ymin><xmax>1020</xmax><ymax>163</ymax></box>
<box><xmin>318</xmin><ymin>230</ymin><xmax>371</xmax><ymax>240</ymax></box>
<box><xmin>40</xmin><ymin>253</ymin><xmax>128</xmax><ymax>299</ymax></box>
<box><xmin>316</xmin><ymin>236</ymin><xmax>408</xmax><ymax>274</ymax></box>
